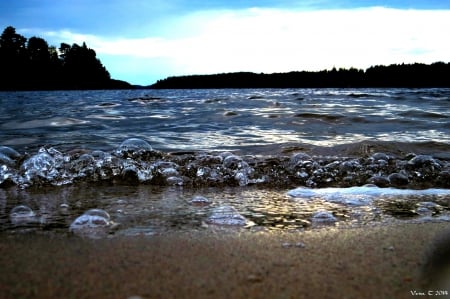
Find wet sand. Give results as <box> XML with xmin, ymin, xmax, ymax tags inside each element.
<box><xmin>1</xmin><ymin>223</ymin><xmax>450</xmax><ymax>299</ymax></box>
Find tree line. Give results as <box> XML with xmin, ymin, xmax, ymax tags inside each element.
<box><xmin>0</xmin><ymin>26</ymin><xmax>131</xmax><ymax>90</ymax></box>
<box><xmin>151</xmin><ymin>62</ymin><xmax>450</xmax><ymax>89</ymax></box>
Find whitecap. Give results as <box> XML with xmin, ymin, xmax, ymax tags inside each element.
<box><xmin>287</xmin><ymin>186</ymin><xmax>450</xmax><ymax>206</ymax></box>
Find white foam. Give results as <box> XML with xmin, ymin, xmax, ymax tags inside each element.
<box><xmin>288</xmin><ymin>186</ymin><xmax>450</xmax><ymax>205</ymax></box>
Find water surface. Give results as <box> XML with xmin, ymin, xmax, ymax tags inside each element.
<box><xmin>1</xmin><ymin>88</ymin><xmax>449</xmax><ymax>237</ymax></box>
<box><xmin>1</xmin><ymin>88</ymin><xmax>449</xmax><ymax>152</ymax></box>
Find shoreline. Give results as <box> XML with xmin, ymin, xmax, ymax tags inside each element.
<box><xmin>1</xmin><ymin>222</ymin><xmax>450</xmax><ymax>299</ymax></box>
<box><xmin>1</xmin><ymin>139</ymin><xmax>450</xmax><ymax>190</ymax></box>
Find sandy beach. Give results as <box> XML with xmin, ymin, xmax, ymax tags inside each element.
<box><xmin>1</xmin><ymin>222</ymin><xmax>450</xmax><ymax>299</ymax></box>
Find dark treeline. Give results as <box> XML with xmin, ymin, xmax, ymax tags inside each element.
<box><xmin>151</xmin><ymin>62</ymin><xmax>450</xmax><ymax>89</ymax></box>
<box><xmin>0</xmin><ymin>26</ymin><xmax>131</xmax><ymax>90</ymax></box>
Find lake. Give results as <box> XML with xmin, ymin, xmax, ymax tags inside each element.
<box><xmin>1</xmin><ymin>88</ymin><xmax>449</xmax><ymax>237</ymax></box>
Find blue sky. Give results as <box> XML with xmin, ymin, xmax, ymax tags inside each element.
<box><xmin>1</xmin><ymin>0</ymin><xmax>449</xmax><ymax>85</ymax></box>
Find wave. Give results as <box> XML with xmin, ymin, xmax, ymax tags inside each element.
<box><xmin>293</xmin><ymin>112</ymin><xmax>345</xmax><ymax>122</ymax></box>
<box><xmin>398</xmin><ymin>110</ymin><xmax>449</xmax><ymax>119</ymax></box>
<box><xmin>1</xmin><ymin>139</ymin><xmax>449</xmax><ymax>190</ymax></box>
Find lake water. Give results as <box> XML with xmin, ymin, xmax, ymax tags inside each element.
<box><xmin>1</xmin><ymin>88</ymin><xmax>449</xmax><ymax>152</ymax></box>
<box><xmin>1</xmin><ymin>88</ymin><xmax>450</xmax><ymax>237</ymax></box>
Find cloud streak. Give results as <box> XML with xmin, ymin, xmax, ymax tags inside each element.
<box><xmin>32</xmin><ymin>6</ymin><xmax>450</xmax><ymax>84</ymax></box>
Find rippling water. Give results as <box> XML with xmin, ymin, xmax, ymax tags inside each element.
<box><xmin>1</xmin><ymin>88</ymin><xmax>449</xmax><ymax>237</ymax></box>
<box><xmin>1</xmin><ymin>88</ymin><xmax>449</xmax><ymax>151</ymax></box>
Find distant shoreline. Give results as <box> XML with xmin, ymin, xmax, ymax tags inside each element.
<box><xmin>150</xmin><ymin>62</ymin><xmax>450</xmax><ymax>89</ymax></box>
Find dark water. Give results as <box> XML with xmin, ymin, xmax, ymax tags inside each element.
<box><xmin>1</xmin><ymin>88</ymin><xmax>450</xmax><ymax>237</ymax></box>
<box><xmin>1</xmin><ymin>88</ymin><xmax>449</xmax><ymax>152</ymax></box>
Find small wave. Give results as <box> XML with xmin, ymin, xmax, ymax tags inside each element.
<box><xmin>348</xmin><ymin>93</ymin><xmax>372</xmax><ymax>98</ymax></box>
<box><xmin>1</xmin><ymin>139</ymin><xmax>450</xmax><ymax>190</ymax></box>
<box><xmin>293</xmin><ymin>113</ymin><xmax>345</xmax><ymax>122</ymax></box>
<box><xmin>399</xmin><ymin>110</ymin><xmax>448</xmax><ymax>119</ymax></box>
<box><xmin>127</xmin><ymin>96</ymin><xmax>164</xmax><ymax>102</ymax></box>
<box><xmin>2</xmin><ymin>117</ymin><xmax>89</xmax><ymax>129</ymax></box>
<box><xmin>87</xmin><ymin>114</ymin><xmax>127</xmax><ymax>120</ymax></box>
<box><xmin>247</xmin><ymin>95</ymin><xmax>265</xmax><ymax>100</ymax></box>
<box><xmin>94</xmin><ymin>102</ymin><xmax>121</xmax><ymax>108</ymax></box>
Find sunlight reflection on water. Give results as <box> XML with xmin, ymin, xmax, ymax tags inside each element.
<box><xmin>1</xmin><ymin>184</ymin><xmax>450</xmax><ymax>237</ymax></box>
<box><xmin>0</xmin><ymin>88</ymin><xmax>449</xmax><ymax>152</ymax></box>
<box><xmin>0</xmin><ymin>88</ymin><xmax>450</xmax><ymax>237</ymax></box>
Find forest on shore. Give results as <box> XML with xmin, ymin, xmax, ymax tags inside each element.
<box><xmin>151</xmin><ymin>62</ymin><xmax>450</xmax><ymax>89</ymax></box>
<box><xmin>0</xmin><ymin>26</ymin><xmax>131</xmax><ymax>90</ymax></box>
<box><xmin>2</xmin><ymin>25</ymin><xmax>450</xmax><ymax>90</ymax></box>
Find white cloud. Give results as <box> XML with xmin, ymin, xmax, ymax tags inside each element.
<box><xmin>35</xmin><ymin>6</ymin><xmax>450</xmax><ymax>83</ymax></box>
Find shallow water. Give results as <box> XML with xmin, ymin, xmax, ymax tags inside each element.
<box><xmin>2</xmin><ymin>184</ymin><xmax>450</xmax><ymax>238</ymax></box>
<box><xmin>0</xmin><ymin>88</ymin><xmax>450</xmax><ymax>237</ymax></box>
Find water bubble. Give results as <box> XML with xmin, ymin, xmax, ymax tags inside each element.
<box><xmin>223</xmin><ymin>155</ymin><xmax>245</xmax><ymax>169</ymax></box>
<box><xmin>161</xmin><ymin>167</ymin><xmax>179</xmax><ymax>177</ymax></box>
<box><xmin>115</xmin><ymin>138</ymin><xmax>152</xmax><ymax>157</ymax></box>
<box><xmin>0</xmin><ymin>153</ymin><xmax>15</xmax><ymax>166</ymax></box>
<box><xmin>339</xmin><ymin>159</ymin><xmax>361</xmax><ymax>172</ymax></box>
<box><xmin>0</xmin><ymin>164</ymin><xmax>16</xmax><ymax>186</ymax></box>
<box><xmin>69</xmin><ymin>209</ymin><xmax>115</xmax><ymax>238</ymax></box>
<box><xmin>371</xmin><ymin>152</ymin><xmax>390</xmax><ymax>161</ymax></box>
<box><xmin>59</xmin><ymin>203</ymin><xmax>70</xmax><ymax>215</ymax></box>
<box><xmin>388</xmin><ymin>172</ymin><xmax>409</xmax><ymax>186</ymax></box>
<box><xmin>91</xmin><ymin>150</ymin><xmax>108</xmax><ymax>160</ymax></box>
<box><xmin>0</xmin><ymin>146</ymin><xmax>21</xmax><ymax>169</ymax></box>
<box><xmin>189</xmin><ymin>195</ymin><xmax>211</xmax><ymax>206</ymax></box>
<box><xmin>408</xmin><ymin>155</ymin><xmax>433</xmax><ymax>165</ymax></box>
<box><xmin>45</xmin><ymin>147</ymin><xmax>67</xmax><ymax>163</ymax></box>
<box><xmin>166</xmin><ymin>176</ymin><xmax>183</xmax><ymax>185</ymax></box>
<box><xmin>0</xmin><ymin>146</ymin><xmax>21</xmax><ymax>159</ymax></box>
<box><xmin>206</xmin><ymin>206</ymin><xmax>248</xmax><ymax>226</ymax></box>
<box><xmin>196</xmin><ymin>167</ymin><xmax>209</xmax><ymax>177</ymax></box>
<box><xmin>121</xmin><ymin>160</ymin><xmax>154</xmax><ymax>184</ymax></box>
<box><xmin>289</xmin><ymin>152</ymin><xmax>312</xmax><ymax>168</ymax></box>
<box><xmin>367</xmin><ymin>175</ymin><xmax>390</xmax><ymax>187</ymax></box>
<box><xmin>311</xmin><ymin>210</ymin><xmax>337</xmax><ymax>226</ymax></box>
<box><xmin>72</xmin><ymin>154</ymin><xmax>95</xmax><ymax>177</ymax></box>
<box><xmin>10</xmin><ymin>205</ymin><xmax>38</xmax><ymax>226</ymax></box>
<box><xmin>21</xmin><ymin>150</ymin><xmax>58</xmax><ymax>182</ymax></box>
<box><xmin>234</xmin><ymin>171</ymin><xmax>249</xmax><ymax>186</ymax></box>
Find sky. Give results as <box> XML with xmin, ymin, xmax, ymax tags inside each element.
<box><xmin>1</xmin><ymin>0</ymin><xmax>450</xmax><ymax>85</ymax></box>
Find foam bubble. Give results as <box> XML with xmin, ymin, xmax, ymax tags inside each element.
<box><xmin>311</xmin><ymin>210</ymin><xmax>337</xmax><ymax>226</ymax></box>
<box><xmin>10</xmin><ymin>205</ymin><xmax>38</xmax><ymax>226</ymax></box>
<box><xmin>287</xmin><ymin>186</ymin><xmax>450</xmax><ymax>206</ymax></box>
<box><xmin>69</xmin><ymin>209</ymin><xmax>115</xmax><ymax>238</ymax></box>
<box><xmin>115</xmin><ymin>138</ymin><xmax>152</xmax><ymax>157</ymax></box>
<box><xmin>206</xmin><ymin>206</ymin><xmax>248</xmax><ymax>226</ymax></box>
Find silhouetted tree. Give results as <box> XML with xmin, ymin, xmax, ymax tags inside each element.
<box><xmin>0</xmin><ymin>26</ymin><xmax>130</xmax><ymax>90</ymax></box>
<box><xmin>151</xmin><ymin>63</ymin><xmax>450</xmax><ymax>89</ymax></box>
<box><xmin>0</xmin><ymin>26</ymin><xmax>28</xmax><ymax>89</ymax></box>
<box><xmin>60</xmin><ymin>42</ymin><xmax>111</xmax><ymax>89</ymax></box>
<box><xmin>59</xmin><ymin>43</ymin><xmax>71</xmax><ymax>60</ymax></box>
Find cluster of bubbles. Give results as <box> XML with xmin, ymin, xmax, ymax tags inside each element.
<box><xmin>2</xmin><ymin>138</ymin><xmax>450</xmax><ymax>237</ymax></box>
<box><xmin>287</xmin><ymin>152</ymin><xmax>450</xmax><ymax>189</ymax></box>
<box><xmin>5</xmin><ymin>198</ymin><xmax>253</xmax><ymax>238</ymax></box>
<box><xmin>6</xmin><ymin>204</ymin><xmax>118</xmax><ymax>238</ymax></box>
<box><xmin>1</xmin><ymin>138</ymin><xmax>449</xmax><ymax>189</ymax></box>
